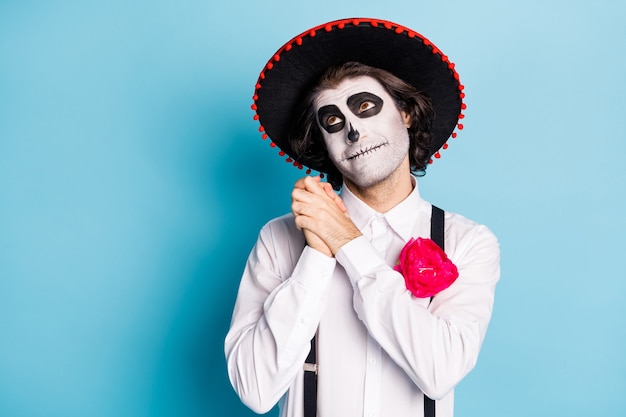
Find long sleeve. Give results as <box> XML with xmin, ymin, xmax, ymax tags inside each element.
<box><xmin>335</xmin><ymin>216</ymin><xmax>500</xmax><ymax>400</ymax></box>
<box><xmin>224</xmin><ymin>216</ymin><xmax>336</xmax><ymax>413</ymax></box>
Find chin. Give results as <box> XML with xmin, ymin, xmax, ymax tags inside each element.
<box><xmin>347</xmin><ymin>170</ymin><xmax>390</xmax><ymax>189</ymax></box>
<box><xmin>344</xmin><ymin>157</ymin><xmax>407</xmax><ymax>189</ymax></box>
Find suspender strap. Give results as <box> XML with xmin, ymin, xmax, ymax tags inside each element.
<box><xmin>303</xmin><ymin>205</ymin><xmax>444</xmax><ymax>417</ymax></box>
<box><xmin>430</xmin><ymin>204</ymin><xmax>445</xmax><ymax>251</ymax></box>
<box><xmin>425</xmin><ymin>204</ymin><xmax>444</xmax><ymax>417</ymax></box>
<box><xmin>303</xmin><ymin>335</ymin><xmax>317</xmax><ymax>417</ymax></box>
<box><xmin>424</xmin><ymin>396</ymin><xmax>436</xmax><ymax>417</ymax></box>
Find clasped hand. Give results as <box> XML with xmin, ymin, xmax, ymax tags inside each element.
<box><xmin>291</xmin><ymin>176</ymin><xmax>362</xmax><ymax>257</ymax></box>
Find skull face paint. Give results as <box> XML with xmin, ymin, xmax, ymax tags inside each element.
<box><xmin>314</xmin><ymin>76</ymin><xmax>410</xmax><ymax>189</ymax></box>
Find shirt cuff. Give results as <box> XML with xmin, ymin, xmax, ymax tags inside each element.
<box><xmin>335</xmin><ymin>236</ymin><xmax>388</xmax><ymax>286</ymax></box>
<box><xmin>290</xmin><ymin>245</ymin><xmax>336</xmax><ymax>293</ymax></box>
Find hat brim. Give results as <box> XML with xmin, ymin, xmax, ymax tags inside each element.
<box><xmin>253</xmin><ymin>18</ymin><xmax>465</xmax><ymax>174</ymax></box>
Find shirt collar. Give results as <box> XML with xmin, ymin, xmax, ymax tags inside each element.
<box><xmin>340</xmin><ymin>177</ymin><xmax>431</xmax><ymax>242</ymax></box>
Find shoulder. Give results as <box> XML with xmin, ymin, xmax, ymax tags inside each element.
<box><xmin>259</xmin><ymin>213</ymin><xmax>301</xmax><ymax>241</ymax></box>
<box><xmin>259</xmin><ymin>213</ymin><xmax>305</xmax><ymax>255</ymax></box>
<box><xmin>441</xmin><ymin>209</ymin><xmax>500</xmax><ymax>263</ymax></box>
<box><xmin>256</xmin><ymin>213</ymin><xmax>306</xmax><ymax>272</ymax></box>
<box><xmin>444</xmin><ymin>210</ymin><xmax>497</xmax><ymax>239</ymax></box>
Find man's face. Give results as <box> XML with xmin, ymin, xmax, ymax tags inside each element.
<box><xmin>313</xmin><ymin>76</ymin><xmax>410</xmax><ymax>189</ymax></box>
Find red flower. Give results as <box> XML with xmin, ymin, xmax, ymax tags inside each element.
<box><xmin>393</xmin><ymin>237</ymin><xmax>459</xmax><ymax>298</ymax></box>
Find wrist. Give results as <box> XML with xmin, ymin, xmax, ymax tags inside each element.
<box><xmin>330</xmin><ymin>231</ymin><xmax>363</xmax><ymax>255</ymax></box>
<box><xmin>309</xmin><ymin>243</ymin><xmax>334</xmax><ymax>258</ymax></box>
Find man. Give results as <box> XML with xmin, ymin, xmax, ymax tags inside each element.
<box><xmin>225</xmin><ymin>18</ymin><xmax>500</xmax><ymax>417</ymax></box>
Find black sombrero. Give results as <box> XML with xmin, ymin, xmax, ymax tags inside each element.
<box><xmin>252</xmin><ymin>17</ymin><xmax>466</xmax><ymax>175</ymax></box>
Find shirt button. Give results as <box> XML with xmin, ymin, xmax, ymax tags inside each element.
<box><xmin>369</xmin><ymin>357</ymin><xmax>377</xmax><ymax>365</ymax></box>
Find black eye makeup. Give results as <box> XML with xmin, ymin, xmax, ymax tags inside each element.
<box><xmin>317</xmin><ymin>92</ymin><xmax>384</xmax><ymax>134</ymax></box>
<box><xmin>317</xmin><ymin>105</ymin><xmax>345</xmax><ymax>133</ymax></box>
<box><xmin>347</xmin><ymin>92</ymin><xmax>383</xmax><ymax>118</ymax></box>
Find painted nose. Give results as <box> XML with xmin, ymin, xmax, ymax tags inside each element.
<box><xmin>347</xmin><ymin>123</ymin><xmax>360</xmax><ymax>143</ymax></box>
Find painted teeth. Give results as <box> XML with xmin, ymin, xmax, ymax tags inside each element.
<box><xmin>347</xmin><ymin>143</ymin><xmax>387</xmax><ymax>160</ymax></box>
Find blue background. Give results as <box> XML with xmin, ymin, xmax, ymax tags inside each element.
<box><xmin>1</xmin><ymin>0</ymin><xmax>624</xmax><ymax>416</ymax></box>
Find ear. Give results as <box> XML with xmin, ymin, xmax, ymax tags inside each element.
<box><xmin>401</xmin><ymin>111</ymin><xmax>411</xmax><ymax>128</ymax></box>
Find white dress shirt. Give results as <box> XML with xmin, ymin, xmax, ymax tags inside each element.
<box><xmin>225</xmin><ymin>179</ymin><xmax>500</xmax><ymax>417</ymax></box>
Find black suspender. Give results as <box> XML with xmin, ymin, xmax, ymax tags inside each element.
<box><xmin>430</xmin><ymin>205</ymin><xmax>445</xmax><ymax>251</ymax></box>
<box><xmin>425</xmin><ymin>205</ymin><xmax>444</xmax><ymax>417</ymax></box>
<box><xmin>303</xmin><ymin>337</ymin><xmax>317</xmax><ymax>417</ymax></box>
<box><xmin>303</xmin><ymin>205</ymin><xmax>444</xmax><ymax>417</ymax></box>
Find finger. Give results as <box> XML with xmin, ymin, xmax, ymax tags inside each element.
<box><xmin>294</xmin><ymin>185</ymin><xmax>347</xmax><ymax>219</ymax></box>
<box><xmin>291</xmin><ymin>189</ymin><xmax>324</xmax><ymax>217</ymax></box>
<box><xmin>294</xmin><ymin>175</ymin><xmax>321</xmax><ymax>190</ymax></box>
<box><xmin>292</xmin><ymin>200</ymin><xmax>325</xmax><ymax>220</ymax></box>
<box><xmin>293</xmin><ymin>213</ymin><xmax>307</xmax><ymax>231</ymax></box>
<box><xmin>291</xmin><ymin>188</ymin><xmax>319</xmax><ymax>205</ymax></box>
<box><xmin>320</xmin><ymin>182</ymin><xmax>334</xmax><ymax>197</ymax></box>
<box><xmin>320</xmin><ymin>182</ymin><xmax>347</xmax><ymax>213</ymax></box>
<box><xmin>302</xmin><ymin>175</ymin><xmax>328</xmax><ymax>196</ymax></box>
<box><xmin>293</xmin><ymin>210</ymin><xmax>323</xmax><ymax>231</ymax></box>
<box><xmin>293</xmin><ymin>189</ymin><xmax>339</xmax><ymax>218</ymax></box>
<box><xmin>334</xmin><ymin>195</ymin><xmax>348</xmax><ymax>213</ymax></box>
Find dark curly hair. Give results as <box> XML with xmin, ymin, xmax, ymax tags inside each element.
<box><xmin>288</xmin><ymin>62</ymin><xmax>435</xmax><ymax>190</ymax></box>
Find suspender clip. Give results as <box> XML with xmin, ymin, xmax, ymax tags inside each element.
<box><xmin>303</xmin><ymin>363</ymin><xmax>318</xmax><ymax>374</ymax></box>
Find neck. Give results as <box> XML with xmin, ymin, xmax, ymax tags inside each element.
<box><xmin>344</xmin><ymin>157</ymin><xmax>414</xmax><ymax>213</ymax></box>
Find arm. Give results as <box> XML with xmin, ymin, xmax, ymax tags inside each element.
<box><xmin>289</xmin><ymin>176</ymin><xmax>499</xmax><ymax>398</ymax></box>
<box><xmin>336</xmin><ymin>221</ymin><xmax>500</xmax><ymax>399</ymax></box>
<box><xmin>224</xmin><ymin>219</ymin><xmax>336</xmax><ymax>413</ymax></box>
